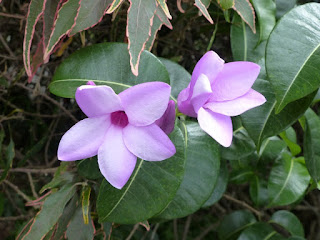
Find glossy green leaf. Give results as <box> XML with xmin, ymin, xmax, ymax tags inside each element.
<box><xmin>229</xmin><ymin>168</ymin><xmax>255</xmax><ymax>184</ymax></box>
<box><xmin>238</xmin><ymin>222</ymin><xmax>279</xmax><ymax>240</ymax></box>
<box><xmin>251</xmin><ymin>0</ymin><xmax>276</xmax><ymax>42</ymax></box>
<box><xmin>270</xmin><ymin>210</ymin><xmax>304</xmax><ymax>237</ymax></box>
<box><xmin>66</xmin><ymin>206</ymin><xmax>95</xmax><ymax>240</ymax></box>
<box><xmin>155</xmin><ymin>120</ymin><xmax>220</xmax><ymax>220</ymax></box>
<box><xmin>195</xmin><ymin>0</ymin><xmax>213</xmax><ymax>24</ymax></box>
<box><xmin>23</xmin><ymin>0</ymin><xmax>46</xmax><ymax>76</ymax></box>
<box><xmin>268</xmin><ymin>153</ymin><xmax>310</xmax><ymax>207</ymax></box>
<box><xmin>50</xmin><ymin>43</ymin><xmax>170</xmax><ymax>98</ymax></box>
<box><xmin>218</xmin><ymin>210</ymin><xmax>257</xmax><ymax>240</ymax></box>
<box><xmin>266</xmin><ymin>3</ymin><xmax>320</xmax><ymax>113</ymax></box>
<box><xmin>22</xmin><ymin>184</ymin><xmax>77</xmax><ymax>240</ymax></box>
<box><xmin>127</xmin><ymin>0</ymin><xmax>157</xmax><ymax>75</ymax></box>
<box><xmin>70</xmin><ymin>0</ymin><xmax>113</xmax><ymax>35</ymax></box>
<box><xmin>217</xmin><ymin>0</ymin><xmax>234</xmax><ymax>10</ymax></box>
<box><xmin>77</xmin><ymin>157</ymin><xmax>102</xmax><ymax>180</ymax></box>
<box><xmin>304</xmin><ymin>108</ymin><xmax>320</xmax><ymax>183</ymax></box>
<box><xmin>81</xmin><ymin>185</ymin><xmax>91</xmax><ymax>224</ymax></box>
<box><xmin>232</xmin><ymin>0</ymin><xmax>256</xmax><ymax>33</ymax></box>
<box><xmin>241</xmin><ymin>63</ymin><xmax>316</xmax><ymax>150</ymax></box>
<box><xmin>249</xmin><ymin>176</ymin><xmax>268</xmax><ymax>207</ymax></box>
<box><xmin>259</xmin><ymin>136</ymin><xmax>287</xmax><ymax>163</ymax></box>
<box><xmin>275</xmin><ymin>0</ymin><xmax>296</xmax><ymax>19</ymax></box>
<box><xmin>279</xmin><ymin>127</ymin><xmax>301</xmax><ymax>156</ymax></box>
<box><xmin>97</xmin><ymin>127</ymin><xmax>185</xmax><ymax>224</ymax></box>
<box><xmin>230</xmin><ymin>13</ymin><xmax>265</xmax><ymax>62</ymax></box>
<box><xmin>202</xmin><ymin>158</ymin><xmax>228</xmax><ymax>207</ymax></box>
<box><xmin>44</xmin><ymin>0</ymin><xmax>81</xmax><ymax>59</ymax></box>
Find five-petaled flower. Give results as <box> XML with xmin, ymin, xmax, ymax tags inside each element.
<box><xmin>178</xmin><ymin>51</ymin><xmax>266</xmax><ymax>147</ymax></box>
<box><xmin>58</xmin><ymin>81</ymin><xmax>176</xmax><ymax>189</ymax></box>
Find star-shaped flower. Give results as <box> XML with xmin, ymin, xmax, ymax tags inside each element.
<box><xmin>178</xmin><ymin>51</ymin><xmax>266</xmax><ymax>147</ymax></box>
<box><xmin>58</xmin><ymin>82</ymin><xmax>176</xmax><ymax>189</ymax></box>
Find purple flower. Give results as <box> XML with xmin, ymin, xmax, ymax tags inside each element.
<box><xmin>58</xmin><ymin>82</ymin><xmax>176</xmax><ymax>189</ymax></box>
<box><xmin>178</xmin><ymin>51</ymin><xmax>266</xmax><ymax>147</ymax></box>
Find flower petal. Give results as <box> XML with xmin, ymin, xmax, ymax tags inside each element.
<box><xmin>98</xmin><ymin>125</ymin><xmax>137</xmax><ymax>189</ymax></box>
<box><xmin>190</xmin><ymin>51</ymin><xmax>224</xmax><ymax>95</ymax></box>
<box><xmin>210</xmin><ymin>62</ymin><xmax>261</xmax><ymax>101</ymax></box>
<box><xmin>197</xmin><ymin>107</ymin><xmax>233</xmax><ymax>147</ymax></box>
<box><xmin>58</xmin><ymin>115</ymin><xmax>111</xmax><ymax>161</ymax></box>
<box><xmin>123</xmin><ymin>123</ymin><xmax>176</xmax><ymax>161</ymax></box>
<box><xmin>177</xmin><ymin>87</ymin><xmax>197</xmax><ymax>117</ymax></box>
<box><xmin>75</xmin><ymin>85</ymin><xmax>122</xmax><ymax>118</ymax></box>
<box><xmin>119</xmin><ymin>82</ymin><xmax>171</xmax><ymax>126</ymax></box>
<box><xmin>204</xmin><ymin>89</ymin><xmax>266</xmax><ymax>116</ymax></box>
<box><xmin>190</xmin><ymin>74</ymin><xmax>212</xmax><ymax>113</ymax></box>
<box><xmin>155</xmin><ymin>100</ymin><xmax>176</xmax><ymax>135</ymax></box>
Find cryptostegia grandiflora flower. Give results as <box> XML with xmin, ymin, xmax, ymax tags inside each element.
<box><xmin>58</xmin><ymin>81</ymin><xmax>176</xmax><ymax>189</ymax></box>
<box><xmin>178</xmin><ymin>51</ymin><xmax>266</xmax><ymax>147</ymax></box>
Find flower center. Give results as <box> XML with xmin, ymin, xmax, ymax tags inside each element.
<box><xmin>111</xmin><ymin>111</ymin><xmax>129</xmax><ymax>128</ymax></box>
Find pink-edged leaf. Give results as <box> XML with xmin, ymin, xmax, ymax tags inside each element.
<box><xmin>70</xmin><ymin>0</ymin><xmax>114</xmax><ymax>35</ymax></box>
<box><xmin>233</xmin><ymin>0</ymin><xmax>256</xmax><ymax>33</ymax></box>
<box><xmin>194</xmin><ymin>0</ymin><xmax>213</xmax><ymax>24</ymax></box>
<box><xmin>44</xmin><ymin>0</ymin><xmax>81</xmax><ymax>59</ymax></box>
<box><xmin>106</xmin><ymin>0</ymin><xmax>124</xmax><ymax>14</ymax></box>
<box><xmin>144</xmin><ymin>14</ymin><xmax>163</xmax><ymax>51</ymax></box>
<box><xmin>127</xmin><ymin>0</ymin><xmax>157</xmax><ymax>76</ymax></box>
<box><xmin>43</xmin><ymin>0</ymin><xmax>61</xmax><ymax>48</ymax></box>
<box><xmin>139</xmin><ymin>221</ymin><xmax>150</xmax><ymax>231</ymax></box>
<box><xmin>23</xmin><ymin>0</ymin><xmax>46</xmax><ymax>76</ymax></box>
<box><xmin>28</xmin><ymin>37</ymin><xmax>45</xmax><ymax>82</ymax></box>
<box><xmin>156</xmin><ymin>0</ymin><xmax>172</xmax><ymax>19</ymax></box>
<box><xmin>155</xmin><ymin>2</ymin><xmax>172</xmax><ymax>29</ymax></box>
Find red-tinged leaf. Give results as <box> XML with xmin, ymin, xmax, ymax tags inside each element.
<box><xmin>23</xmin><ymin>0</ymin><xmax>46</xmax><ymax>76</ymax></box>
<box><xmin>155</xmin><ymin>2</ymin><xmax>172</xmax><ymax>29</ymax></box>
<box><xmin>145</xmin><ymin>14</ymin><xmax>163</xmax><ymax>51</ymax></box>
<box><xmin>127</xmin><ymin>0</ymin><xmax>157</xmax><ymax>76</ymax></box>
<box><xmin>44</xmin><ymin>0</ymin><xmax>81</xmax><ymax>59</ymax></box>
<box><xmin>16</xmin><ymin>219</ymin><xmax>34</xmax><ymax>240</ymax></box>
<box><xmin>106</xmin><ymin>0</ymin><xmax>124</xmax><ymax>14</ymax></box>
<box><xmin>156</xmin><ymin>0</ymin><xmax>172</xmax><ymax>19</ymax></box>
<box><xmin>22</xmin><ymin>184</ymin><xmax>77</xmax><ymax>240</ymax></box>
<box><xmin>233</xmin><ymin>0</ymin><xmax>256</xmax><ymax>33</ymax></box>
<box><xmin>194</xmin><ymin>0</ymin><xmax>213</xmax><ymax>24</ymax></box>
<box><xmin>70</xmin><ymin>0</ymin><xmax>114</xmax><ymax>36</ymax></box>
<box><xmin>28</xmin><ymin>38</ymin><xmax>45</xmax><ymax>82</ymax></box>
<box><xmin>218</xmin><ymin>0</ymin><xmax>235</xmax><ymax>10</ymax></box>
<box><xmin>43</xmin><ymin>0</ymin><xmax>61</xmax><ymax>49</ymax></box>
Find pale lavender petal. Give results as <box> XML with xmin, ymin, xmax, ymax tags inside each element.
<box><xmin>177</xmin><ymin>87</ymin><xmax>197</xmax><ymax>117</ymax></box>
<box><xmin>204</xmin><ymin>89</ymin><xmax>266</xmax><ymax>116</ymax></box>
<box><xmin>190</xmin><ymin>51</ymin><xmax>224</xmax><ymax>95</ymax></box>
<box><xmin>119</xmin><ymin>82</ymin><xmax>171</xmax><ymax>126</ymax></box>
<box><xmin>98</xmin><ymin>125</ymin><xmax>137</xmax><ymax>189</ymax></box>
<box><xmin>190</xmin><ymin>74</ymin><xmax>212</xmax><ymax>113</ymax></box>
<box><xmin>123</xmin><ymin>123</ymin><xmax>176</xmax><ymax>161</ymax></box>
<box><xmin>155</xmin><ymin>100</ymin><xmax>176</xmax><ymax>135</ymax></box>
<box><xmin>86</xmin><ymin>81</ymin><xmax>96</xmax><ymax>86</ymax></box>
<box><xmin>58</xmin><ymin>115</ymin><xmax>111</xmax><ymax>161</ymax></box>
<box><xmin>210</xmin><ymin>62</ymin><xmax>261</xmax><ymax>101</ymax></box>
<box><xmin>75</xmin><ymin>85</ymin><xmax>123</xmax><ymax>118</ymax></box>
<box><xmin>197</xmin><ymin>107</ymin><xmax>233</xmax><ymax>147</ymax></box>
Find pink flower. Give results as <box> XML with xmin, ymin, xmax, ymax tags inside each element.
<box><xmin>58</xmin><ymin>82</ymin><xmax>176</xmax><ymax>189</ymax></box>
<box><xmin>178</xmin><ymin>51</ymin><xmax>266</xmax><ymax>147</ymax></box>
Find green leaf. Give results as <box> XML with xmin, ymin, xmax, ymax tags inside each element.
<box><xmin>81</xmin><ymin>185</ymin><xmax>91</xmax><ymax>224</ymax></box>
<box><xmin>160</xmin><ymin>58</ymin><xmax>190</xmax><ymax>100</ymax></box>
<box><xmin>156</xmin><ymin>0</ymin><xmax>172</xmax><ymax>19</ymax></box>
<box><xmin>44</xmin><ymin>0</ymin><xmax>81</xmax><ymax>59</ymax></box>
<box><xmin>155</xmin><ymin>120</ymin><xmax>220</xmax><ymax>220</ymax></box>
<box><xmin>241</xmin><ymin>62</ymin><xmax>316</xmax><ymax>150</ymax></box>
<box><xmin>0</xmin><ymin>137</ymin><xmax>14</xmax><ymax>183</ymax></box>
<box><xmin>230</xmin><ymin>13</ymin><xmax>266</xmax><ymax>62</ymax></box>
<box><xmin>70</xmin><ymin>0</ymin><xmax>114</xmax><ymax>35</ymax></box>
<box><xmin>66</xmin><ymin>205</ymin><xmax>95</xmax><ymax>240</ymax></box>
<box><xmin>268</xmin><ymin>153</ymin><xmax>310</xmax><ymax>207</ymax></box>
<box><xmin>106</xmin><ymin>0</ymin><xmax>123</xmax><ymax>14</ymax></box>
<box><xmin>202</xmin><ymin>158</ymin><xmax>228</xmax><ymax>207</ymax></box>
<box><xmin>249</xmin><ymin>176</ymin><xmax>268</xmax><ymax>207</ymax></box>
<box><xmin>251</xmin><ymin>0</ymin><xmax>276</xmax><ymax>42</ymax></box>
<box><xmin>270</xmin><ymin>210</ymin><xmax>304</xmax><ymax>237</ymax></box>
<box><xmin>50</xmin><ymin>43</ymin><xmax>170</xmax><ymax>98</ymax></box>
<box><xmin>195</xmin><ymin>0</ymin><xmax>214</xmax><ymax>24</ymax></box>
<box><xmin>97</xmin><ymin>127</ymin><xmax>185</xmax><ymax>224</ymax></box>
<box><xmin>77</xmin><ymin>157</ymin><xmax>102</xmax><ymax>180</ymax></box>
<box><xmin>43</xmin><ymin>0</ymin><xmax>60</xmax><ymax>48</ymax></box>
<box><xmin>232</xmin><ymin>0</ymin><xmax>256</xmax><ymax>33</ymax></box>
<box><xmin>259</xmin><ymin>136</ymin><xmax>287</xmax><ymax>163</ymax></box>
<box><xmin>237</xmin><ymin>222</ymin><xmax>279</xmax><ymax>240</ymax></box>
<box><xmin>304</xmin><ymin>108</ymin><xmax>320</xmax><ymax>183</ymax></box>
<box><xmin>279</xmin><ymin>127</ymin><xmax>301</xmax><ymax>156</ymax></box>
<box><xmin>218</xmin><ymin>210</ymin><xmax>257</xmax><ymax>240</ymax></box>
<box><xmin>217</xmin><ymin>0</ymin><xmax>234</xmax><ymax>10</ymax></box>
<box><xmin>266</xmin><ymin>3</ymin><xmax>320</xmax><ymax>113</ymax></box>
<box><xmin>275</xmin><ymin>0</ymin><xmax>296</xmax><ymax>19</ymax></box>
<box><xmin>144</xmin><ymin>14</ymin><xmax>162</xmax><ymax>51</ymax></box>
<box><xmin>127</xmin><ymin>0</ymin><xmax>157</xmax><ymax>75</ymax></box>
<box><xmin>23</xmin><ymin>0</ymin><xmax>46</xmax><ymax>76</ymax></box>
<box><xmin>229</xmin><ymin>168</ymin><xmax>255</xmax><ymax>184</ymax></box>
<box><xmin>22</xmin><ymin>184</ymin><xmax>77</xmax><ymax>240</ymax></box>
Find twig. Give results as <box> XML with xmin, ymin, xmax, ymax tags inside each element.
<box><xmin>125</xmin><ymin>224</ymin><xmax>139</xmax><ymax>240</ymax></box>
<box><xmin>173</xmin><ymin>219</ymin><xmax>179</xmax><ymax>240</ymax></box>
<box><xmin>0</xmin><ymin>33</ymin><xmax>15</xmax><ymax>57</ymax></box>
<box><xmin>0</xmin><ymin>12</ymin><xmax>25</xmax><ymax>19</ymax></box>
<box><xmin>0</xmin><ymin>215</ymin><xmax>29</xmax><ymax>221</ymax></box>
<box><xmin>3</xmin><ymin>180</ymin><xmax>32</xmax><ymax>202</ymax></box>
<box><xmin>182</xmin><ymin>215</ymin><xmax>192</xmax><ymax>240</ymax></box>
<box><xmin>27</xmin><ymin>172</ymin><xmax>39</xmax><ymax>198</ymax></box>
<box><xmin>0</xmin><ymin>54</ymin><xmax>20</xmax><ymax>60</ymax></box>
<box><xmin>0</xmin><ymin>167</ymin><xmax>57</xmax><ymax>174</ymax></box>
<box><xmin>150</xmin><ymin>223</ymin><xmax>159</xmax><ymax>240</ymax></box>
<box><xmin>223</xmin><ymin>194</ymin><xmax>263</xmax><ymax>219</ymax></box>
